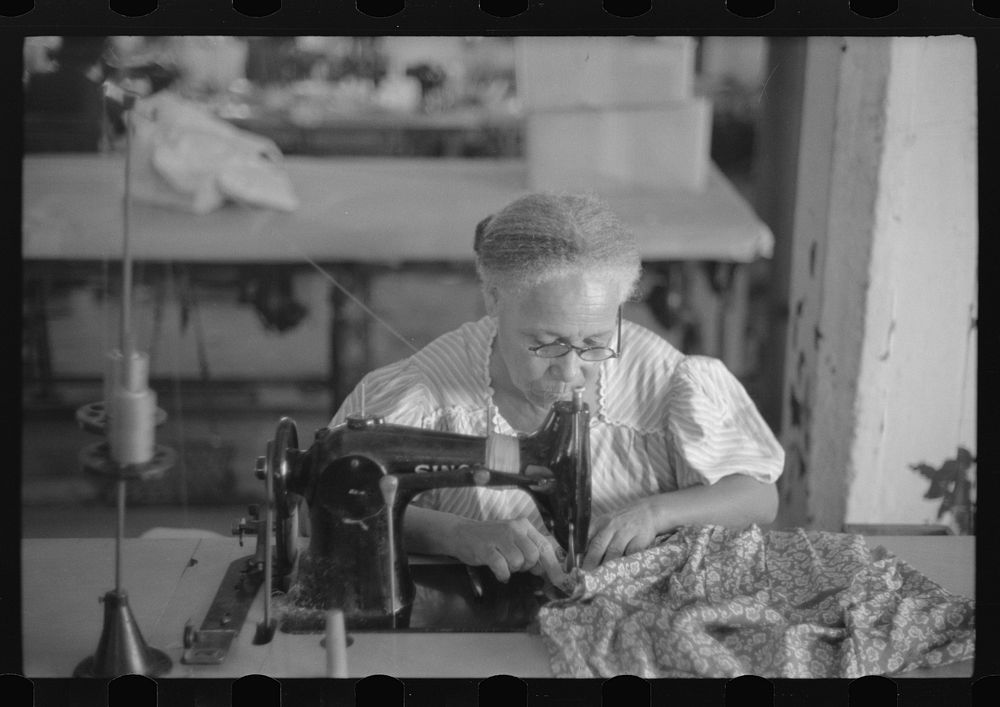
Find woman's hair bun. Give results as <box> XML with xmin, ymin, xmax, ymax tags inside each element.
<box><xmin>473</xmin><ymin>214</ymin><xmax>495</xmax><ymax>253</ymax></box>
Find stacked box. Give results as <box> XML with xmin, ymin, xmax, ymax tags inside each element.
<box><xmin>516</xmin><ymin>37</ymin><xmax>694</xmax><ymax>109</ymax></box>
<box><xmin>526</xmin><ymin>99</ymin><xmax>712</xmax><ymax>193</ymax></box>
<box><xmin>516</xmin><ymin>37</ymin><xmax>712</xmax><ymax>193</ymax></box>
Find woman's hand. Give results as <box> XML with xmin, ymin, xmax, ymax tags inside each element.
<box><xmin>581</xmin><ymin>501</ymin><xmax>660</xmax><ymax>571</ymax></box>
<box><xmin>449</xmin><ymin>517</ymin><xmax>565</xmax><ymax>585</ymax></box>
<box><xmin>578</xmin><ymin>476</ymin><xmax>780</xmax><ymax>571</ymax></box>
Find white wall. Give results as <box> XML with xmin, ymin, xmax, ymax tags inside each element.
<box><xmin>844</xmin><ymin>37</ymin><xmax>977</xmax><ymax>526</ymax></box>
<box><xmin>781</xmin><ymin>36</ymin><xmax>977</xmax><ymax>531</ymax></box>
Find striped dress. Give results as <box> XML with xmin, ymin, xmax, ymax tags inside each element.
<box><xmin>329</xmin><ymin>316</ymin><xmax>784</xmax><ymax>532</ymax></box>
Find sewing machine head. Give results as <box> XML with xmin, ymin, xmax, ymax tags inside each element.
<box><xmin>257</xmin><ymin>387</ymin><xmax>591</xmax><ymax>630</ymax></box>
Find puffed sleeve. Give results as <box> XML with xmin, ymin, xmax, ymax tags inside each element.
<box><xmin>329</xmin><ymin>359</ymin><xmax>437</xmax><ymax>429</ymax></box>
<box><xmin>665</xmin><ymin>355</ymin><xmax>784</xmax><ymax>488</ymax></box>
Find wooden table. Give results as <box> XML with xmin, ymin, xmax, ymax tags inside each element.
<box><xmin>21</xmin><ymin>535</ymin><xmax>974</xmax><ymax>678</ymax></box>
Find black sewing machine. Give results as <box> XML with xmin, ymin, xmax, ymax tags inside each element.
<box><xmin>182</xmin><ymin>388</ymin><xmax>591</xmax><ymax>664</ymax></box>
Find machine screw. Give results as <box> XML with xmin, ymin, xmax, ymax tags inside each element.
<box><xmin>232</xmin><ymin>516</ymin><xmax>259</xmax><ymax>546</ymax></box>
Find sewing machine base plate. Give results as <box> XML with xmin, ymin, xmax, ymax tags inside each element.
<box><xmin>279</xmin><ymin>564</ymin><xmax>550</xmax><ymax>633</ymax></box>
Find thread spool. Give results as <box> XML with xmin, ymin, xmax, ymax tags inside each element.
<box><xmin>485</xmin><ymin>432</ymin><xmax>520</xmax><ymax>474</ymax></box>
<box><xmin>103</xmin><ymin>350</ymin><xmax>123</xmax><ymax>411</ymax></box>
<box><xmin>93</xmin><ymin>349</ymin><xmax>125</xmax><ymax>435</ymax></box>
<box><xmin>108</xmin><ymin>350</ymin><xmax>157</xmax><ymax>466</ymax></box>
<box><xmin>484</xmin><ymin>401</ymin><xmax>521</xmax><ymax>473</ymax></box>
<box><xmin>325</xmin><ymin>609</ymin><xmax>348</xmax><ymax>678</ymax></box>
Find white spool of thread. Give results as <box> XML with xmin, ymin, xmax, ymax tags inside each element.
<box><xmin>103</xmin><ymin>349</ymin><xmax>123</xmax><ymax>412</ymax></box>
<box><xmin>325</xmin><ymin>609</ymin><xmax>349</xmax><ymax>678</ymax></box>
<box><xmin>486</xmin><ymin>433</ymin><xmax>521</xmax><ymax>474</ymax></box>
<box><xmin>108</xmin><ymin>350</ymin><xmax>157</xmax><ymax>466</ymax></box>
<box><xmin>484</xmin><ymin>406</ymin><xmax>520</xmax><ymax>474</ymax></box>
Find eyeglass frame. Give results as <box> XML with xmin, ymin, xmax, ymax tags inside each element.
<box><xmin>526</xmin><ymin>306</ymin><xmax>623</xmax><ymax>362</ymax></box>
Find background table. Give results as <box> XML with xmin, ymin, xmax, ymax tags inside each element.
<box><xmin>22</xmin><ymin>154</ymin><xmax>774</xmax><ymax>407</ymax></box>
<box><xmin>22</xmin><ymin>535</ymin><xmax>974</xmax><ymax>678</ymax></box>
<box><xmin>23</xmin><ymin>154</ymin><xmax>772</xmax><ymax>264</ymax></box>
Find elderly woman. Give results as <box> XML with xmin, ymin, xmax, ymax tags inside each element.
<box><xmin>330</xmin><ymin>193</ymin><xmax>783</xmax><ymax>584</ymax></box>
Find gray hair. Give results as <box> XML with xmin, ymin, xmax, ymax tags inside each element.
<box><xmin>473</xmin><ymin>192</ymin><xmax>641</xmax><ymax>303</ymax></box>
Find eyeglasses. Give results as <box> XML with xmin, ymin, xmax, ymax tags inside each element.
<box><xmin>527</xmin><ymin>307</ymin><xmax>623</xmax><ymax>362</ymax></box>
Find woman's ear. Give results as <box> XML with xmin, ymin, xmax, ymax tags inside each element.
<box><xmin>483</xmin><ymin>287</ymin><xmax>499</xmax><ymax>316</ymax></box>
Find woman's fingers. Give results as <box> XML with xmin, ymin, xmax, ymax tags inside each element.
<box><xmin>582</xmin><ymin>526</ymin><xmax>612</xmax><ymax>570</ymax></box>
<box><xmin>536</xmin><ymin>536</ymin><xmax>568</xmax><ymax>586</ymax></box>
<box><xmin>479</xmin><ymin>520</ymin><xmax>532</xmax><ymax>581</ymax></box>
<box><xmin>581</xmin><ymin>505</ymin><xmax>659</xmax><ymax>570</ymax></box>
<box><xmin>624</xmin><ymin>535</ymin><xmax>649</xmax><ymax>557</ymax></box>
<box><xmin>459</xmin><ymin>518</ymin><xmax>571</xmax><ymax>582</ymax></box>
<box><xmin>511</xmin><ymin>523</ymin><xmax>541</xmax><ymax>571</ymax></box>
<box><xmin>482</xmin><ymin>543</ymin><xmax>524</xmax><ymax>580</ymax></box>
<box><xmin>583</xmin><ymin>526</ymin><xmax>648</xmax><ymax>569</ymax></box>
<box><xmin>601</xmin><ymin>534</ymin><xmax>630</xmax><ymax>564</ymax></box>
<box><xmin>486</xmin><ymin>547</ymin><xmax>511</xmax><ymax>583</ymax></box>
<box><xmin>587</xmin><ymin>514</ymin><xmax>609</xmax><ymax>542</ymax></box>
<box><xmin>468</xmin><ymin>514</ymin><xmax>656</xmax><ymax>580</ymax></box>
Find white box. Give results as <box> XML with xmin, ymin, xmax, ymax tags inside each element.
<box><xmin>516</xmin><ymin>37</ymin><xmax>695</xmax><ymax>111</ymax></box>
<box><xmin>526</xmin><ymin>98</ymin><xmax>713</xmax><ymax>193</ymax></box>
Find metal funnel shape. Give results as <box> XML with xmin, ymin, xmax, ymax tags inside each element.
<box><xmin>74</xmin><ymin>589</ymin><xmax>172</xmax><ymax>677</ymax></box>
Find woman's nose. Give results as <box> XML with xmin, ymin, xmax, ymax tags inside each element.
<box><xmin>548</xmin><ymin>354</ymin><xmax>582</xmax><ymax>382</ymax></box>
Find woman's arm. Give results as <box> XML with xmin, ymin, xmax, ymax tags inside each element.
<box><xmin>648</xmin><ymin>473</ymin><xmax>778</xmax><ymax>530</ymax></box>
<box><xmin>581</xmin><ymin>474</ymin><xmax>777</xmax><ymax>570</ymax></box>
<box><xmin>403</xmin><ymin>505</ymin><xmax>464</xmax><ymax>556</ymax></box>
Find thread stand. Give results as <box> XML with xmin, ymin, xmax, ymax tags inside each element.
<box><xmin>73</xmin><ymin>85</ymin><xmax>176</xmax><ymax>678</ymax></box>
<box><xmin>73</xmin><ymin>451</ymin><xmax>175</xmax><ymax>678</ymax></box>
<box><xmin>73</xmin><ymin>351</ymin><xmax>174</xmax><ymax>678</ymax></box>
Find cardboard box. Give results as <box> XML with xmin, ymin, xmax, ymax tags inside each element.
<box><xmin>526</xmin><ymin>98</ymin><xmax>713</xmax><ymax>192</ymax></box>
<box><xmin>516</xmin><ymin>37</ymin><xmax>695</xmax><ymax>110</ymax></box>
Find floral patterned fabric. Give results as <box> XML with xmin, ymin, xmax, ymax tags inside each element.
<box><xmin>537</xmin><ymin>525</ymin><xmax>974</xmax><ymax>678</ymax></box>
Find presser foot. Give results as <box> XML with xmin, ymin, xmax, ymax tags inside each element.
<box><xmin>181</xmin><ymin>554</ymin><xmax>266</xmax><ymax>665</ymax></box>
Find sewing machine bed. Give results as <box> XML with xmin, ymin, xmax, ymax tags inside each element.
<box><xmin>279</xmin><ymin>561</ymin><xmax>548</xmax><ymax>634</ymax></box>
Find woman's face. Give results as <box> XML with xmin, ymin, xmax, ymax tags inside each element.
<box><xmin>491</xmin><ymin>272</ymin><xmax>621</xmax><ymax>409</ymax></box>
